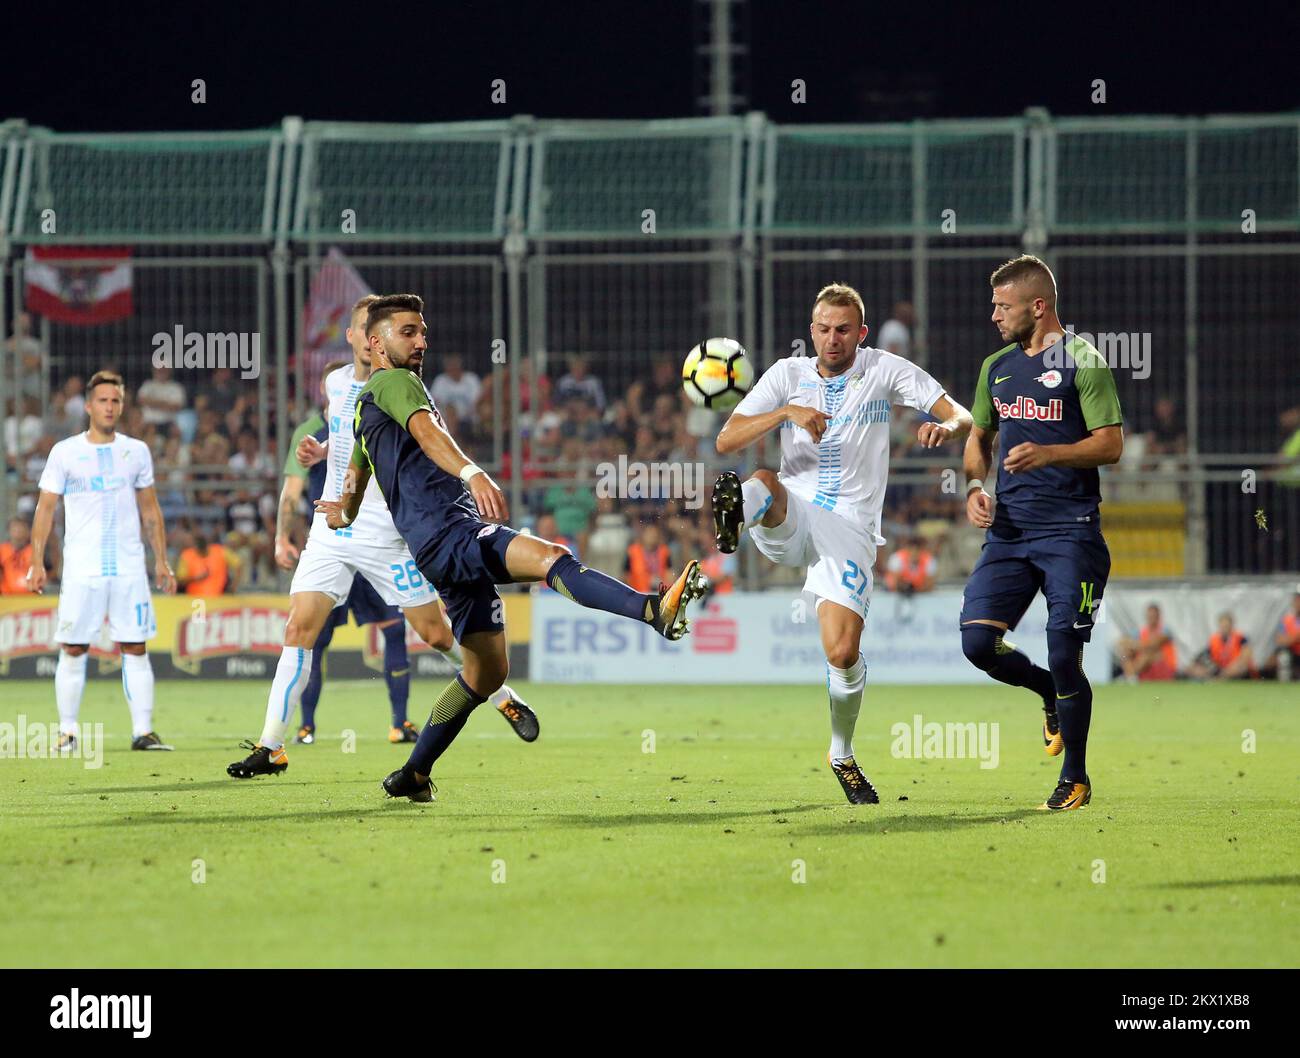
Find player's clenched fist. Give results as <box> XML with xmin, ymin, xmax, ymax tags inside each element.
<box><xmin>785</xmin><ymin>404</ymin><xmax>832</xmax><ymax>442</ymax></box>
<box><xmin>466</xmin><ymin>469</ymin><xmax>508</xmax><ymax>523</ymax></box>
<box><xmin>967</xmin><ymin>486</ymin><xmax>995</xmax><ymax>529</ymax></box>
<box><xmin>26</xmin><ymin>564</ymin><xmax>46</xmax><ymax>594</ymax></box>
<box><xmin>274</xmin><ymin>536</ymin><xmax>300</xmax><ymax>571</ymax></box>
<box><xmin>296</xmin><ymin>435</ymin><xmax>326</xmax><ymax>468</ymax></box>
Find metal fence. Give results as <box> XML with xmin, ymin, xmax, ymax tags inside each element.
<box><xmin>2</xmin><ymin>111</ymin><xmax>1298</xmax><ymax>580</ymax></box>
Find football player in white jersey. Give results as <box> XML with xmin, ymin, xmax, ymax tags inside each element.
<box><xmin>712</xmin><ymin>284</ymin><xmax>972</xmax><ymax>803</ymax></box>
<box><xmin>28</xmin><ymin>371</ymin><xmax>178</xmax><ymax>753</ymax></box>
<box><xmin>229</xmin><ymin>296</ymin><xmax>538</xmax><ymax>779</ymax></box>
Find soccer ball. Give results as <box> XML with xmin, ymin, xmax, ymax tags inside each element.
<box><xmin>682</xmin><ymin>337</ymin><xmax>753</xmax><ymax>411</ymax></box>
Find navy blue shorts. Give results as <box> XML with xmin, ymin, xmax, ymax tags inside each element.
<box><xmin>416</xmin><ymin>519</ymin><xmax>520</xmax><ymax>642</ymax></box>
<box><xmin>326</xmin><ymin>574</ymin><xmax>403</xmax><ymax>630</ymax></box>
<box><xmin>960</xmin><ymin>528</ymin><xmax>1110</xmax><ymax>641</ymax></box>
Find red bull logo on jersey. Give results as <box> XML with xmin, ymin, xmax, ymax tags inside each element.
<box><xmin>994</xmin><ymin>394</ymin><xmax>1064</xmax><ymax>421</ymax></box>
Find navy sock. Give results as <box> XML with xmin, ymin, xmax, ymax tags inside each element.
<box><xmin>961</xmin><ymin>624</ymin><xmax>1055</xmax><ymax>706</ymax></box>
<box><xmin>382</xmin><ymin>621</ymin><xmax>411</xmax><ymax>726</ymax></box>
<box><xmin>300</xmin><ymin>616</ymin><xmax>338</xmax><ymax>728</ymax></box>
<box><xmin>1048</xmin><ymin>631</ymin><xmax>1093</xmax><ymax>783</ymax></box>
<box><xmin>408</xmin><ymin>673</ymin><xmax>487</xmax><ymax>776</ymax></box>
<box><xmin>546</xmin><ymin>553</ymin><xmax>654</xmax><ymax>622</ymax></box>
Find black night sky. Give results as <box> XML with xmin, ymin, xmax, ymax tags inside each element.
<box><xmin>5</xmin><ymin>0</ymin><xmax>1298</xmax><ymax>132</ymax></box>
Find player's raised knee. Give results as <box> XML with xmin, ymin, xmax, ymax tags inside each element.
<box><xmin>750</xmin><ymin>468</ymin><xmax>780</xmax><ymax>494</ymax></box>
<box><xmin>960</xmin><ymin>622</ymin><xmax>1001</xmax><ymax>670</ymax></box>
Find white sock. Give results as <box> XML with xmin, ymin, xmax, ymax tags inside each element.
<box><xmin>259</xmin><ymin>647</ymin><xmax>312</xmax><ymax>750</ymax></box>
<box><xmin>742</xmin><ymin>477</ymin><xmax>773</xmax><ymax>527</ymax></box>
<box><xmin>122</xmin><ymin>653</ymin><xmax>156</xmax><ymax>736</ymax></box>
<box><xmin>827</xmin><ymin>654</ymin><xmax>866</xmax><ymax>762</ymax></box>
<box><xmin>55</xmin><ymin>651</ymin><xmax>88</xmax><ymax>735</ymax></box>
<box><xmin>488</xmin><ymin>684</ymin><xmax>524</xmax><ymax>709</ymax></box>
<box><xmin>438</xmin><ymin>638</ymin><xmax>464</xmax><ymax>667</ymax></box>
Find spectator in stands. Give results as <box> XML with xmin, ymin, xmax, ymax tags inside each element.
<box><xmin>56</xmin><ymin>376</ymin><xmax>86</xmax><ymax>433</ymax></box>
<box><xmin>543</xmin><ymin>444</ymin><xmax>597</xmax><ymax>544</ymax></box>
<box><xmin>432</xmin><ymin>355</ymin><xmax>482</xmax><ymax>426</ymax></box>
<box><xmin>884</xmin><ymin>535</ymin><xmax>937</xmax><ymax>594</ymax></box>
<box><xmin>24</xmin><ymin>433</ymin><xmax>56</xmax><ymax>486</ymax></box>
<box><xmin>4</xmin><ymin>396</ymin><xmax>43</xmax><ymax>470</ymax></box>
<box><xmin>1267</xmin><ymin>591</ymin><xmax>1300</xmax><ymax>679</ymax></box>
<box><xmin>6</xmin><ymin>312</ymin><xmax>45</xmax><ymax>400</ymax></box>
<box><xmin>877</xmin><ymin>300</ymin><xmax>914</xmax><ymax>359</ymax></box>
<box><xmin>624</xmin><ymin>522</ymin><xmax>672</xmax><ymax>593</ymax></box>
<box><xmin>177</xmin><ymin>532</ymin><xmax>231</xmax><ymax>595</ymax></box>
<box><xmin>585</xmin><ymin>496</ymin><xmax>632</xmax><ymax>577</ymax></box>
<box><xmin>1188</xmin><ymin>612</ymin><xmax>1257</xmax><ymax>681</ymax></box>
<box><xmin>556</xmin><ymin>355</ymin><xmax>607</xmax><ymax>411</ymax></box>
<box><xmin>136</xmin><ymin>364</ymin><xmax>186</xmax><ymax>428</ymax></box>
<box><xmin>697</xmin><ymin>525</ymin><xmax>735</xmax><ymax>594</ymax></box>
<box><xmin>0</xmin><ymin>516</ymin><xmax>51</xmax><ymax>593</ymax></box>
<box><xmin>1145</xmin><ymin>395</ymin><xmax>1186</xmax><ymax>457</ymax></box>
<box><xmin>1116</xmin><ymin>603</ymin><xmax>1179</xmax><ymax>682</ymax></box>
<box><xmin>193</xmin><ymin>365</ymin><xmax>238</xmax><ymax>416</ymax></box>
<box><xmin>626</xmin><ymin>358</ymin><xmax>681</xmax><ymax>418</ymax></box>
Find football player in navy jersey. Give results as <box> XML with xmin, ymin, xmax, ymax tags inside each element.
<box><xmin>961</xmin><ymin>255</ymin><xmax>1124</xmax><ymax>811</ymax></box>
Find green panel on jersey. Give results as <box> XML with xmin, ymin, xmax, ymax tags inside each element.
<box><xmin>282</xmin><ymin>413</ymin><xmax>325</xmax><ymax>480</ymax></box>
<box><xmin>970</xmin><ymin>344</ymin><xmax>1017</xmax><ymax>430</ymax></box>
<box><xmin>362</xmin><ymin>369</ymin><xmax>432</xmax><ymax>432</ymax></box>
<box><xmin>1062</xmin><ymin>336</ymin><xmax>1124</xmax><ymax>430</ymax></box>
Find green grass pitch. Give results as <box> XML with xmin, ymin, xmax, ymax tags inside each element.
<box><xmin>2</xmin><ymin>679</ymin><xmax>1296</xmax><ymax>968</ymax></box>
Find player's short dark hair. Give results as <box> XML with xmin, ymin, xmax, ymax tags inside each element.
<box><xmin>87</xmin><ymin>370</ymin><xmax>125</xmax><ymax>397</ymax></box>
<box><xmin>365</xmin><ymin>294</ymin><xmax>425</xmax><ymax>336</ymax></box>
<box><xmin>322</xmin><ymin>358</ymin><xmax>350</xmax><ymax>378</ymax></box>
<box><xmin>990</xmin><ymin>254</ymin><xmax>1057</xmax><ymax>305</ymax></box>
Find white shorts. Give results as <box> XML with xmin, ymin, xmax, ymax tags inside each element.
<box><xmin>290</xmin><ymin>526</ymin><xmax>439</xmax><ymax>609</ymax></box>
<box><xmin>749</xmin><ymin>491</ymin><xmax>875</xmax><ymax>620</ymax></box>
<box><xmin>56</xmin><ymin>573</ymin><xmax>156</xmax><ymax>645</ymax></box>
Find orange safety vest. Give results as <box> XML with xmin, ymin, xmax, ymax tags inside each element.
<box><xmin>1139</xmin><ymin>623</ymin><xmax>1177</xmax><ymax>671</ymax></box>
<box><xmin>180</xmin><ymin>545</ymin><xmax>229</xmax><ymax>595</ymax></box>
<box><xmin>1283</xmin><ymin>613</ymin><xmax>1300</xmax><ymax>655</ymax></box>
<box><xmin>626</xmin><ymin>543</ymin><xmax>671</xmax><ymax>593</ymax></box>
<box><xmin>0</xmin><ymin>542</ymin><xmax>33</xmax><ymax>593</ymax></box>
<box><xmin>699</xmin><ymin>551</ymin><xmax>733</xmax><ymax>593</ymax></box>
<box><xmin>1208</xmin><ymin>630</ymin><xmax>1245</xmax><ymax>669</ymax></box>
<box><xmin>891</xmin><ymin>548</ymin><xmax>933</xmax><ymax>590</ymax></box>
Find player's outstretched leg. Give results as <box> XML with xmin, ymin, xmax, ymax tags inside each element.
<box><xmin>228</xmin><ymin>591</ymin><xmax>335</xmax><ymax>778</ymax></box>
<box><xmin>960</xmin><ymin>621</ymin><xmax>1061</xmax><ymax>755</ymax></box>
<box><xmin>506</xmin><ymin>534</ymin><xmax>707</xmax><ymax>641</ymax></box>
<box><xmin>1039</xmin><ymin>630</ymin><xmax>1093</xmax><ymax>811</ymax></box>
<box><xmin>54</xmin><ymin>646</ymin><xmax>89</xmax><ymax>754</ymax></box>
<box><xmin>121</xmin><ymin>645</ymin><xmax>171</xmax><ymax>751</ymax></box>
<box><xmin>382</xmin><ymin>630</ymin><xmax>505</xmax><ymax>802</ymax></box>
<box><xmin>712</xmin><ymin>469</ymin><xmax>783</xmax><ymax>554</ymax></box>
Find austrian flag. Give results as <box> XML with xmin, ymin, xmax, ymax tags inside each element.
<box><xmin>25</xmin><ymin>247</ymin><xmax>133</xmax><ymax>325</ymax></box>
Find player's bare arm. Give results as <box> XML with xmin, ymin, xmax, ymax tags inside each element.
<box><xmin>964</xmin><ymin>423</ymin><xmax>996</xmax><ymax>529</ymax></box>
<box><xmin>917</xmin><ymin>394</ymin><xmax>974</xmax><ymax>448</ymax></box>
<box><xmin>26</xmin><ymin>489</ymin><xmax>58</xmax><ymax>593</ymax></box>
<box><xmin>717</xmin><ymin>404</ymin><xmax>831</xmax><ymax>453</ymax></box>
<box><xmin>137</xmin><ymin>486</ymin><xmax>177</xmax><ymax>594</ymax></box>
<box><xmin>274</xmin><ymin>474</ymin><xmax>305</xmax><ymax>570</ymax></box>
<box><xmin>405</xmin><ymin>409</ymin><xmax>508</xmax><ymax>523</ymax></box>
<box><xmin>1002</xmin><ymin>424</ymin><xmax>1123</xmax><ymax>474</ymax></box>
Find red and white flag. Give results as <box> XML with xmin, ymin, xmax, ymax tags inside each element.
<box><xmin>301</xmin><ymin>247</ymin><xmax>372</xmax><ymax>397</ymax></box>
<box><xmin>25</xmin><ymin>247</ymin><xmax>133</xmax><ymax>325</ymax></box>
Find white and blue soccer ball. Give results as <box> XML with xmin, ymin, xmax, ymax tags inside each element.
<box><xmin>681</xmin><ymin>337</ymin><xmax>754</xmax><ymax>411</ymax></box>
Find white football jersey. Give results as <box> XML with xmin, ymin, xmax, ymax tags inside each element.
<box><xmin>312</xmin><ymin>362</ymin><xmax>403</xmax><ymax>544</ymax></box>
<box><xmin>38</xmin><ymin>432</ymin><xmax>154</xmax><ymax>578</ymax></box>
<box><xmin>734</xmin><ymin>346</ymin><xmax>945</xmax><ymax>544</ymax></box>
